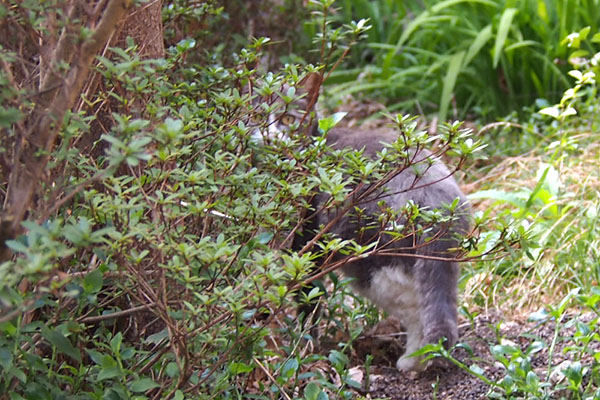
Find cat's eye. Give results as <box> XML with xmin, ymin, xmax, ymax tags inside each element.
<box><xmin>280</xmin><ymin>114</ymin><xmax>296</xmax><ymax>126</ymax></box>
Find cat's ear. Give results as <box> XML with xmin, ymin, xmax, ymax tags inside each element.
<box><xmin>297</xmin><ymin>72</ymin><xmax>322</xmax><ymax>106</ymax></box>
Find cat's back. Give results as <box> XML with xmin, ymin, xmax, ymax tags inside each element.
<box><xmin>326</xmin><ymin>127</ymin><xmax>395</xmax><ymax>157</ymax></box>
<box><xmin>325</xmin><ymin>126</ymin><xmax>466</xmax><ymax>210</ymax></box>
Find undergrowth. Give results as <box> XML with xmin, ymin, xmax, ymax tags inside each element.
<box><xmin>464</xmin><ymin>27</ymin><xmax>600</xmax><ymax>314</ymax></box>
<box><xmin>0</xmin><ymin>1</ymin><xmax>493</xmax><ymax>398</ymax></box>
<box><xmin>449</xmin><ymin>26</ymin><xmax>600</xmax><ymax>399</ymax></box>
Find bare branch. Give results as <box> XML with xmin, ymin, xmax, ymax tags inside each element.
<box><xmin>0</xmin><ymin>0</ymin><xmax>133</xmax><ymax>261</ymax></box>
<box><xmin>78</xmin><ymin>303</ymin><xmax>157</xmax><ymax>323</ymax></box>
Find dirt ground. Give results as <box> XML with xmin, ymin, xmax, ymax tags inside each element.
<box><xmin>344</xmin><ymin>311</ymin><xmax>599</xmax><ymax>399</ymax></box>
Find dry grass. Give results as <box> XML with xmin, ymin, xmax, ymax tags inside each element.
<box><xmin>462</xmin><ymin>126</ymin><xmax>600</xmax><ymax>317</ymax></box>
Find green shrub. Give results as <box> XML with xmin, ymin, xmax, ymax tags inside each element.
<box><xmin>0</xmin><ymin>1</ymin><xmax>496</xmax><ymax>398</ymax></box>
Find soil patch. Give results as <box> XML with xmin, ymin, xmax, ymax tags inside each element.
<box><xmin>346</xmin><ymin>311</ymin><xmax>598</xmax><ymax>399</ymax></box>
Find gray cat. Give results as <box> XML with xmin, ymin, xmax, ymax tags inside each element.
<box><xmin>252</xmin><ymin>73</ymin><xmax>471</xmax><ymax>372</ymax></box>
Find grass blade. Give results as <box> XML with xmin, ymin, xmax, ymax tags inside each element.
<box><xmin>464</xmin><ymin>24</ymin><xmax>493</xmax><ymax>67</ymax></box>
<box><xmin>395</xmin><ymin>0</ymin><xmax>497</xmax><ymax>52</ymax></box>
<box><xmin>440</xmin><ymin>50</ymin><xmax>465</xmax><ymax>121</ymax></box>
<box><xmin>430</xmin><ymin>0</ymin><xmax>497</xmax><ymax>13</ymax></box>
<box><xmin>504</xmin><ymin>40</ymin><xmax>540</xmax><ymax>52</ymax></box>
<box><xmin>493</xmin><ymin>8</ymin><xmax>518</xmax><ymax>68</ymax></box>
<box><xmin>394</xmin><ymin>10</ymin><xmax>432</xmax><ymax>51</ymax></box>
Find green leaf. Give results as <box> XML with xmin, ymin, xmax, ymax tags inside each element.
<box><xmin>527</xmin><ymin>308</ymin><xmax>549</xmax><ymax>322</ymax></box>
<box><xmin>409</xmin><ymin>342</ymin><xmax>443</xmax><ymax>357</ymax></box>
<box><xmin>129</xmin><ymin>378</ymin><xmax>160</xmax><ymax>393</ymax></box>
<box><xmin>166</xmin><ymin>362</ymin><xmax>180</xmax><ymax>378</ymax></box>
<box><xmin>304</xmin><ymin>381</ymin><xmax>329</xmax><ymax>400</ymax></box>
<box><xmin>281</xmin><ymin>358</ymin><xmax>299</xmax><ymax>379</ymax></box>
<box><xmin>304</xmin><ymin>382</ymin><xmax>320</xmax><ymax>400</ymax></box>
<box><xmin>504</xmin><ymin>40</ymin><xmax>538</xmax><ymax>52</ymax></box>
<box><xmin>85</xmin><ymin>349</ymin><xmax>104</xmax><ymax>365</ymax></box>
<box><xmin>562</xmin><ymin>361</ymin><xmax>583</xmax><ymax>382</ymax></box>
<box><xmin>0</xmin><ymin>107</ymin><xmax>24</xmax><ymax>129</ymax></box>
<box><xmin>493</xmin><ymin>8</ymin><xmax>518</xmax><ymax>68</ymax></box>
<box><xmin>41</xmin><ymin>327</ymin><xmax>81</xmax><ymax>363</ymax></box>
<box><xmin>328</xmin><ymin>350</ymin><xmax>348</xmax><ymax>370</ymax></box>
<box><xmin>526</xmin><ymin>165</ymin><xmax>550</xmax><ymax>208</ymax></box>
<box><xmin>469</xmin><ymin>363</ymin><xmax>485</xmax><ymax>376</ymax></box>
<box><xmin>560</xmin><ymin>107</ymin><xmax>577</xmax><ymax>119</ymax></box>
<box><xmin>568</xmin><ymin>69</ymin><xmax>583</xmax><ymax>81</ymax></box>
<box><xmin>255</xmin><ymin>231</ymin><xmax>274</xmax><ymax>245</ymax></box>
<box><xmin>440</xmin><ymin>51</ymin><xmax>465</xmax><ymax>121</ymax></box>
<box><xmin>11</xmin><ymin>367</ymin><xmax>27</xmax><ymax>383</ymax></box>
<box><xmin>229</xmin><ymin>362</ymin><xmax>255</xmax><ymax>375</ymax></box>
<box><xmin>455</xmin><ymin>342</ymin><xmax>474</xmax><ymax>356</ymax></box>
<box><xmin>526</xmin><ymin>370</ymin><xmax>539</xmax><ymax>387</ymax></box>
<box><xmin>0</xmin><ymin>347</ymin><xmax>12</xmax><ymax>369</ymax></box>
<box><xmin>98</xmin><ymin>366</ymin><xmax>122</xmax><ymax>381</ymax></box>
<box><xmin>1</xmin><ymin>321</ymin><xmax>17</xmax><ymax>336</ymax></box>
<box><xmin>306</xmin><ymin>286</ymin><xmax>322</xmax><ymax>300</ymax></box>
<box><xmin>110</xmin><ymin>332</ymin><xmax>123</xmax><ymax>355</ymax></box>
<box><xmin>159</xmin><ymin>118</ymin><xmax>184</xmax><ymax>141</ymax></box>
<box><xmin>103</xmin><ymin>387</ymin><xmax>128</xmax><ymax>400</ymax></box>
<box><xmin>173</xmin><ymin>390</ymin><xmax>184</xmax><ymax>400</ymax></box>
<box><xmin>539</xmin><ymin>106</ymin><xmax>560</xmax><ymax>119</ymax></box>
<box><xmin>83</xmin><ymin>269</ymin><xmax>103</xmax><ymax>294</ymax></box>
<box><xmin>5</xmin><ymin>240</ymin><xmax>28</xmax><ymax>253</ymax></box>
<box><xmin>145</xmin><ymin>328</ymin><xmax>169</xmax><ymax>345</ymax></box>
<box><xmin>579</xmin><ymin>26</ymin><xmax>591</xmax><ymax>41</ymax></box>
<box><xmin>554</xmin><ymin>288</ymin><xmax>580</xmax><ymax>316</ymax></box>
<box><xmin>527</xmin><ymin>340</ymin><xmax>546</xmax><ymax>354</ymax></box>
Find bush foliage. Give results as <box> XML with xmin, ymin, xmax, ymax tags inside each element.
<box><xmin>0</xmin><ymin>0</ymin><xmax>599</xmax><ymax>399</ymax></box>
<box><xmin>0</xmin><ymin>1</ymin><xmax>487</xmax><ymax>398</ymax></box>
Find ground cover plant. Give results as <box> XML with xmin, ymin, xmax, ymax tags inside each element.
<box><xmin>442</xmin><ymin>24</ymin><xmax>600</xmax><ymax>399</ymax></box>
<box><xmin>0</xmin><ymin>0</ymin><xmax>599</xmax><ymax>399</ymax></box>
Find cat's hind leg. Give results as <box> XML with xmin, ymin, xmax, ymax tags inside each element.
<box><xmin>415</xmin><ymin>259</ymin><xmax>460</xmax><ymax>350</ymax></box>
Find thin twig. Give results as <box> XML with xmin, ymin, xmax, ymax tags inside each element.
<box><xmin>252</xmin><ymin>356</ymin><xmax>293</xmax><ymax>400</ymax></box>
<box><xmin>78</xmin><ymin>303</ymin><xmax>156</xmax><ymax>323</ymax></box>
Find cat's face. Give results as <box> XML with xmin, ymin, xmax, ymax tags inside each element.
<box><xmin>249</xmin><ymin>72</ymin><xmax>321</xmax><ymax>143</ymax></box>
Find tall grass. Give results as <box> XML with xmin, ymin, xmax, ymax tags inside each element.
<box><xmin>326</xmin><ymin>0</ymin><xmax>599</xmax><ymax>120</ymax></box>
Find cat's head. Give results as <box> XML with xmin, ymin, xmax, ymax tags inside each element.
<box><xmin>249</xmin><ymin>72</ymin><xmax>321</xmax><ymax>143</ymax></box>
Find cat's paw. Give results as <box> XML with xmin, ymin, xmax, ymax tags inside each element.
<box><xmin>396</xmin><ymin>355</ymin><xmax>427</xmax><ymax>372</ymax></box>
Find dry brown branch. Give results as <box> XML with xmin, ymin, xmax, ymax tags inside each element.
<box><xmin>0</xmin><ymin>0</ymin><xmax>133</xmax><ymax>261</ymax></box>
<box><xmin>77</xmin><ymin>303</ymin><xmax>157</xmax><ymax>323</ymax></box>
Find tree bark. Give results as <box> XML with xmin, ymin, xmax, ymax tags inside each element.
<box><xmin>118</xmin><ymin>0</ymin><xmax>165</xmax><ymax>60</ymax></box>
